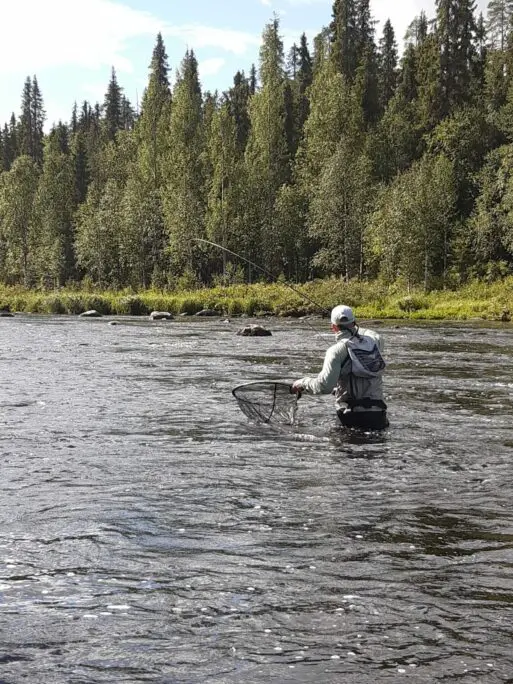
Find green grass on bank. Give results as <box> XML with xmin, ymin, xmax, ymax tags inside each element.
<box><xmin>0</xmin><ymin>277</ymin><xmax>512</xmax><ymax>321</ymax></box>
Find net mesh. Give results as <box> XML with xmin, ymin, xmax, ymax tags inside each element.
<box><xmin>232</xmin><ymin>381</ymin><xmax>298</xmax><ymax>425</ymax></box>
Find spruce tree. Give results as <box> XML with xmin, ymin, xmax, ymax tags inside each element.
<box><xmin>287</xmin><ymin>43</ymin><xmax>300</xmax><ymax>79</ymax></box>
<box><xmin>138</xmin><ymin>32</ymin><xmax>172</xmax><ymax>190</ymax></box>
<box><xmin>150</xmin><ymin>32</ymin><xmax>170</xmax><ymax>88</ymax></box>
<box><xmin>162</xmin><ymin>49</ymin><xmax>205</xmax><ymax>281</ymax></box>
<box><xmin>78</xmin><ymin>101</ymin><xmax>92</xmax><ymax>132</ymax></box>
<box><xmin>282</xmin><ymin>68</ymin><xmax>301</xmax><ymax>161</ymax></box>
<box><xmin>71</xmin><ymin>102</ymin><xmax>78</xmax><ymax>134</ymax></box>
<box><xmin>354</xmin><ymin>44</ymin><xmax>380</xmax><ymax>126</ymax></box>
<box><xmin>416</xmin><ymin>33</ymin><xmax>444</xmax><ymax>131</ymax></box>
<box><xmin>50</xmin><ymin>122</ymin><xmax>69</xmax><ymax>154</ymax></box>
<box><xmin>30</xmin><ymin>76</ymin><xmax>45</xmax><ymax>164</ymax></box>
<box><xmin>121</xmin><ymin>96</ymin><xmax>135</xmax><ymax>130</ymax></box>
<box><xmin>397</xmin><ymin>44</ymin><xmax>418</xmax><ymax>103</ymax></box>
<box><xmin>297</xmin><ymin>33</ymin><xmax>313</xmax><ymax>131</ymax></box>
<box><xmin>244</xmin><ymin>17</ymin><xmax>290</xmax><ymax>273</ymax></box>
<box><xmin>19</xmin><ymin>76</ymin><xmax>45</xmax><ymax>163</ymax></box>
<box><xmin>435</xmin><ymin>0</ymin><xmax>478</xmax><ymax>115</ymax></box>
<box><xmin>353</xmin><ymin>0</ymin><xmax>380</xmax><ymax>125</ymax></box>
<box><xmin>227</xmin><ymin>71</ymin><xmax>251</xmax><ymax>152</ymax></box>
<box><xmin>2</xmin><ymin>117</ymin><xmax>18</xmax><ymax>170</ymax></box>
<box><xmin>206</xmin><ymin>102</ymin><xmax>245</xmax><ymax>276</ymax></box>
<box><xmin>249</xmin><ymin>64</ymin><xmax>257</xmax><ymax>94</ymax></box>
<box><xmin>71</xmin><ymin>131</ymin><xmax>90</xmax><ymax>206</ymax></box>
<box><xmin>378</xmin><ymin>20</ymin><xmax>398</xmax><ymax>110</ymax></box>
<box><xmin>103</xmin><ymin>67</ymin><xmax>123</xmax><ymax>141</ymax></box>
<box><xmin>19</xmin><ymin>77</ymin><xmax>33</xmax><ymax>159</ymax></box>
<box><xmin>296</xmin><ymin>37</ymin><xmax>353</xmax><ymax>188</ymax></box>
<box><xmin>0</xmin><ymin>125</ymin><xmax>12</xmax><ymax>171</ymax></box>
<box><xmin>330</xmin><ymin>0</ymin><xmax>359</xmax><ymax>80</ymax></box>
<box><xmin>370</xmin><ymin>43</ymin><xmax>421</xmax><ymax>182</ymax></box>
<box><xmin>294</xmin><ymin>37</ymin><xmax>361</xmax><ymax>274</ymax></box>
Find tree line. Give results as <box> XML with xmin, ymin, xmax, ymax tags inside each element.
<box><xmin>1</xmin><ymin>0</ymin><xmax>513</xmax><ymax>292</ymax></box>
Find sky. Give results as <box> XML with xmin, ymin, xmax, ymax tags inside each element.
<box><xmin>0</xmin><ymin>0</ymin><xmax>488</xmax><ymax>129</ymax></box>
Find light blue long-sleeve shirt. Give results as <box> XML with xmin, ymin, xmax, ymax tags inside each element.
<box><xmin>296</xmin><ymin>327</ymin><xmax>385</xmax><ymax>410</ymax></box>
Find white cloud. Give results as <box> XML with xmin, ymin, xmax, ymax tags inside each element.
<box><xmin>163</xmin><ymin>25</ymin><xmax>260</xmax><ymax>55</ymax></box>
<box><xmin>0</xmin><ymin>0</ymin><xmax>162</xmax><ymax>75</ymax></box>
<box><xmin>198</xmin><ymin>57</ymin><xmax>226</xmax><ymax>79</ymax></box>
<box><xmin>0</xmin><ymin>0</ymin><xmax>260</xmax><ymax>77</ymax></box>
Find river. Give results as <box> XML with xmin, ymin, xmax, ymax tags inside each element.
<box><xmin>1</xmin><ymin>314</ymin><xmax>513</xmax><ymax>683</ymax></box>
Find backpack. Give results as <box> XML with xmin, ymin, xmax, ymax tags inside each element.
<box><xmin>346</xmin><ymin>334</ymin><xmax>386</xmax><ymax>378</ymax></box>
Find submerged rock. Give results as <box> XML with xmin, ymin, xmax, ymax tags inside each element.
<box><xmin>237</xmin><ymin>324</ymin><xmax>272</xmax><ymax>337</ymax></box>
<box><xmin>150</xmin><ymin>311</ymin><xmax>174</xmax><ymax>320</ymax></box>
<box><xmin>80</xmin><ymin>310</ymin><xmax>102</xmax><ymax>318</ymax></box>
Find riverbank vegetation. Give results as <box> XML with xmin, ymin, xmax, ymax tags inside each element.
<box><xmin>1</xmin><ymin>277</ymin><xmax>512</xmax><ymax>321</ymax></box>
<box><xmin>1</xmin><ymin>0</ymin><xmax>513</xmax><ymax>302</ymax></box>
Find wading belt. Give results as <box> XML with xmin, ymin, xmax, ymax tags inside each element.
<box><xmin>346</xmin><ymin>398</ymin><xmax>388</xmax><ymax>411</ymax></box>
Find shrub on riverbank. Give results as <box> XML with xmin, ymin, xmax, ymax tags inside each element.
<box><xmin>0</xmin><ymin>277</ymin><xmax>512</xmax><ymax>321</ymax></box>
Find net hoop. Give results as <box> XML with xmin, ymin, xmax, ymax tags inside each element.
<box><xmin>232</xmin><ymin>381</ymin><xmax>298</xmax><ymax>425</ymax></box>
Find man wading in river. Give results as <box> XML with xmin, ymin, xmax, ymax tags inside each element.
<box><xmin>292</xmin><ymin>305</ymin><xmax>389</xmax><ymax>430</ymax></box>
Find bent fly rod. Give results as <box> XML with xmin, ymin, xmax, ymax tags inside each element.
<box><xmin>195</xmin><ymin>238</ymin><xmax>329</xmax><ymax>316</ymax></box>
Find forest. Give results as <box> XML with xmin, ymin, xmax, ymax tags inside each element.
<box><xmin>1</xmin><ymin>0</ymin><xmax>513</xmax><ymax>296</ymax></box>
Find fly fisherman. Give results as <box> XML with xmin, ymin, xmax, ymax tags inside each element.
<box><xmin>292</xmin><ymin>305</ymin><xmax>389</xmax><ymax>430</ymax></box>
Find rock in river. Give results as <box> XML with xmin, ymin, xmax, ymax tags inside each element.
<box><xmin>237</xmin><ymin>324</ymin><xmax>272</xmax><ymax>337</ymax></box>
<box><xmin>80</xmin><ymin>310</ymin><xmax>102</xmax><ymax>318</ymax></box>
<box><xmin>150</xmin><ymin>311</ymin><xmax>174</xmax><ymax>320</ymax></box>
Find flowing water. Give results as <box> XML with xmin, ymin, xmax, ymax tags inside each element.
<box><xmin>1</xmin><ymin>314</ymin><xmax>513</xmax><ymax>683</ymax></box>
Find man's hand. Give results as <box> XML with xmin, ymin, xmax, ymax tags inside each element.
<box><xmin>291</xmin><ymin>381</ymin><xmax>303</xmax><ymax>399</ymax></box>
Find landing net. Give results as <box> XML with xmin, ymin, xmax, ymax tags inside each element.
<box><xmin>232</xmin><ymin>382</ymin><xmax>298</xmax><ymax>425</ymax></box>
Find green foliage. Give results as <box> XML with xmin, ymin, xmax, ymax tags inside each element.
<box><xmin>309</xmin><ymin>136</ymin><xmax>374</xmax><ymax>279</ymax></box>
<box><xmin>62</xmin><ymin>295</ymin><xmax>86</xmax><ymax>315</ymax></box>
<box><xmin>0</xmin><ymin>277</ymin><xmax>512</xmax><ymax>321</ymax></box>
<box><xmin>177</xmin><ymin>296</ymin><xmax>204</xmax><ymax>314</ymax></box>
<box><xmin>162</xmin><ymin>49</ymin><xmax>205</xmax><ymax>278</ymax></box>
<box><xmin>115</xmin><ymin>295</ymin><xmax>151</xmax><ymax>316</ymax></box>
<box><xmin>0</xmin><ymin>155</ymin><xmax>40</xmax><ymax>286</ymax></box>
<box><xmin>369</xmin><ymin>154</ymin><xmax>457</xmax><ymax>289</ymax></box>
<box><xmin>397</xmin><ymin>295</ymin><xmax>428</xmax><ymax>312</ymax></box>
<box><xmin>0</xmin><ymin>1</ymin><xmax>507</xmax><ymax>292</ymax></box>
